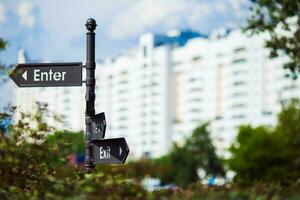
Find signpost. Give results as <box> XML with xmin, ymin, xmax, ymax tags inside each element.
<box><xmin>9</xmin><ymin>18</ymin><xmax>130</xmax><ymax>172</ymax></box>
<box><xmin>9</xmin><ymin>62</ymin><xmax>82</xmax><ymax>87</ymax></box>
<box><xmin>92</xmin><ymin>138</ymin><xmax>129</xmax><ymax>164</ymax></box>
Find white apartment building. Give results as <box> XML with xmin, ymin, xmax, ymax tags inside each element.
<box><xmin>13</xmin><ymin>29</ymin><xmax>300</xmax><ymax>159</ymax></box>
<box><xmin>170</xmin><ymin>30</ymin><xmax>300</xmax><ymax>155</ymax></box>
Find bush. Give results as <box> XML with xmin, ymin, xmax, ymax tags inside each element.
<box><xmin>227</xmin><ymin>99</ymin><xmax>300</xmax><ymax>184</ymax></box>
<box><xmin>0</xmin><ymin>105</ymin><xmax>146</xmax><ymax>199</ymax></box>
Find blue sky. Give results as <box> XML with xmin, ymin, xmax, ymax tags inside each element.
<box><xmin>0</xmin><ymin>0</ymin><xmax>250</xmax><ymax>109</ymax></box>
<box><xmin>0</xmin><ymin>0</ymin><xmax>250</xmax><ymax>64</ymax></box>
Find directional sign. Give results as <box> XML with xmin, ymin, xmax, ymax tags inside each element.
<box><xmin>91</xmin><ymin>112</ymin><xmax>106</xmax><ymax>140</ymax></box>
<box><xmin>92</xmin><ymin>138</ymin><xmax>129</xmax><ymax>164</ymax></box>
<box><xmin>9</xmin><ymin>62</ymin><xmax>82</xmax><ymax>87</ymax></box>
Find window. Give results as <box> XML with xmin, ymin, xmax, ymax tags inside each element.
<box><xmin>234</xmin><ymin>47</ymin><xmax>246</xmax><ymax>53</ymax></box>
<box><xmin>192</xmin><ymin>56</ymin><xmax>201</xmax><ymax>62</ymax></box>
<box><xmin>190</xmin><ymin>98</ymin><xmax>201</xmax><ymax>102</ymax></box>
<box><xmin>152</xmin><ymin>121</ymin><xmax>158</xmax><ymax>125</ymax></box>
<box><xmin>118</xmin><ymin>116</ymin><xmax>127</xmax><ymax>121</ymax></box>
<box><xmin>117</xmin><ymin>126</ymin><xmax>127</xmax><ymax>129</ymax></box>
<box><xmin>232</xmin><ymin>114</ymin><xmax>245</xmax><ymax>119</ymax></box>
<box><xmin>118</xmin><ymin>89</ymin><xmax>127</xmax><ymax>94</ymax></box>
<box><xmin>231</xmin><ymin>103</ymin><xmax>245</xmax><ymax>108</ymax></box>
<box><xmin>152</xmin><ymin>92</ymin><xmax>159</xmax><ymax>96</ymax></box>
<box><xmin>152</xmin><ymin>110</ymin><xmax>159</xmax><ymax>115</ymax></box>
<box><xmin>232</xmin><ymin>92</ymin><xmax>246</xmax><ymax>97</ymax></box>
<box><xmin>173</xmin><ymin>61</ymin><xmax>182</xmax><ymax>66</ymax></box>
<box><xmin>152</xmin><ymin>72</ymin><xmax>159</xmax><ymax>76</ymax></box>
<box><xmin>189</xmin><ymin>78</ymin><xmax>196</xmax><ymax>82</ymax></box>
<box><xmin>215</xmin><ymin>115</ymin><xmax>223</xmax><ymax>120</ymax></box>
<box><xmin>151</xmin><ymin>82</ymin><xmax>158</xmax><ymax>86</ymax></box>
<box><xmin>232</xmin><ymin>58</ymin><xmax>246</xmax><ymax>64</ymax></box>
<box><xmin>189</xmin><ymin>88</ymin><xmax>202</xmax><ymax>92</ymax></box>
<box><xmin>143</xmin><ymin>46</ymin><xmax>147</xmax><ymax>57</ymax></box>
<box><xmin>118</xmin><ymin>107</ymin><xmax>127</xmax><ymax>112</ymax></box>
<box><xmin>233</xmin><ymin>81</ymin><xmax>246</xmax><ymax>86</ymax></box>
<box><xmin>63</xmin><ymin>98</ymin><xmax>70</xmax><ymax>103</ymax></box>
<box><xmin>119</xmin><ymin>80</ymin><xmax>128</xmax><ymax>84</ymax></box>
<box><xmin>64</xmin><ymin>106</ymin><xmax>70</xmax><ymax>111</ymax></box>
<box><xmin>262</xmin><ymin>111</ymin><xmax>272</xmax><ymax>116</ymax></box>
<box><xmin>120</xmin><ymin>70</ymin><xmax>128</xmax><ymax>75</ymax></box>
<box><xmin>216</xmin><ymin>53</ymin><xmax>224</xmax><ymax>57</ymax></box>
<box><xmin>233</xmin><ymin>70</ymin><xmax>245</xmax><ymax>75</ymax></box>
<box><xmin>192</xmin><ymin>119</ymin><xmax>200</xmax><ymax>123</ymax></box>
<box><xmin>190</xmin><ymin>108</ymin><xmax>201</xmax><ymax>112</ymax></box>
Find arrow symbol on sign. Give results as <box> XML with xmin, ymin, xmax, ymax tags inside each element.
<box><xmin>22</xmin><ymin>70</ymin><xmax>27</xmax><ymax>81</ymax></box>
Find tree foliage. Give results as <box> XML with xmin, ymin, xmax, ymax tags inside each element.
<box><xmin>0</xmin><ymin>106</ymin><xmax>146</xmax><ymax>199</ymax></box>
<box><xmin>246</xmin><ymin>0</ymin><xmax>300</xmax><ymax>78</ymax></box>
<box><xmin>0</xmin><ymin>38</ymin><xmax>6</xmax><ymax>50</ymax></box>
<box><xmin>227</xmin><ymin>99</ymin><xmax>300</xmax><ymax>184</ymax></box>
<box><xmin>153</xmin><ymin>123</ymin><xmax>225</xmax><ymax>187</ymax></box>
<box><xmin>0</xmin><ymin>38</ymin><xmax>11</xmax><ymax>83</ymax></box>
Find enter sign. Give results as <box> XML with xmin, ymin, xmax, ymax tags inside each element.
<box><xmin>9</xmin><ymin>62</ymin><xmax>82</xmax><ymax>87</ymax></box>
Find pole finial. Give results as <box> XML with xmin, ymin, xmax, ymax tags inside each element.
<box><xmin>85</xmin><ymin>18</ymin><xmax>97</xmax><ymax>32</ymax></box>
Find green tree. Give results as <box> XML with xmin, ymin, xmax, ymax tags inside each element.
<box><xmin>246</xmin><ymin>0</ymin><xmax>300</xmax><ymax>78</ymax></box>
<box><xmin>0</xmin><ymin>38</ymin><xmax>6</xmax><ymax>50</ymax></box>
<box><xmin>0</xmin><ymin>38</ymin><xmax>6</xmax><ymax>76</ymax></box>
<box><xmin>0</xmin><ymin>104</ymin><xmax>70</xmax><ymax>199</ymax></box>
<box><xmin>185</xmin><ymin>124</ymin><xmax>224</xmax><ymax>177</ymax></box>
<box><xmin>227</xmin><ymin>100</ymin><xmax>300</xmax><ymax>184</ymax></box>
<box><xmin>155</xmin><ymin>123</ymin><xmax>224</xmax><ymax>187</ymax></box>
<box><xmin>274</xmin><ymin>99</ymin><xmax>300</xmax><ymax>179</ymax></box>
<box><xmin>167</xmin><ymin>144</ymin><xmax>199</xmax><ymax>186</ymax></box>
<box><xmin>0</xmin><ymin>38</ymin><xmax>11</xmax><ymax>84</ymax></box>
<box><xmin>227</xmin><ymin>125</ymin><xmax>282</xmax><ymax>184</ymax></box>
<box><xmin>45</xmin><ymin>131</ymin><xmax>85</xmax><ymax>165</ymax></box>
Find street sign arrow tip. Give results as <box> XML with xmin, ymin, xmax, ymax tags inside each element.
<box><xmin>9</xmin><ymin>64</ymin><xmax>22</xmax><ymax>87</ymax></box>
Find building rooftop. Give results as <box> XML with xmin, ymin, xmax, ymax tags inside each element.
<box><xmin>153</xmin><ymin>30</ymin><xmax>208</xmax><ymax>47</ymax></box>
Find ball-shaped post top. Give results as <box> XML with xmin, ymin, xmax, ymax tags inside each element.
<box><xmin>85</xmin><ymin>18</ymin><xmax>97</xmax><ymax>31</ymax></box>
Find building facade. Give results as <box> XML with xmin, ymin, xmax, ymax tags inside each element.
<box><xmin>13</xmin><ymin>29</ymin><xmax>300</xmax><ymax>159</ymax></box>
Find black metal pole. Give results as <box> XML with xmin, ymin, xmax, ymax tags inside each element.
<box><xmin>85</xmin><ymin>18</ymin><xmax>97</xmax><ymax>172</ymax></box>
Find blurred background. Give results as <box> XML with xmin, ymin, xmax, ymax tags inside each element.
<box><xmin>0</xmin><ymin>0</ymin><xmax>299</xmax><ymax>199</ymax></box>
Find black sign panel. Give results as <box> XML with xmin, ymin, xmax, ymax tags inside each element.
<box><xmin>91</xmin><ymin>112</ymin><xmax>106</xmax><ymax>140</ymax></box>
<box><xmin>92</xmin><ymin>138</ymin><xmax>129</xmax><ymax>164</ymax></box>
<box><xmin>9</xmin><ymin>62</ymin><xmax>82</xmax><ymax>87</ymax></box>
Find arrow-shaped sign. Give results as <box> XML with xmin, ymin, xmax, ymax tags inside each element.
<box><xmin>92</xmin><ymin>138</ymin><xmax>130</xmax><ymax>164</ymax></box>
<box><xmin>9</xmin><ymin>62</ymin><xmax>82</xmax><ymax>87</ymax></box>
<box><xmin>91</xmin><ymin>112</ymin><xmax>106</xmax><ymax>140</ymax></box>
